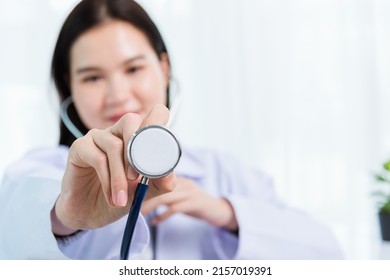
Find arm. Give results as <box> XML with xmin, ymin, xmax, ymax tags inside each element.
<box><xmin>0</xmin><ymin>153</ymin><xmax>152</xmax><ymax>260</ymax></box>
<box><xmin>143</xmin><ymin>148</ymin><xmax>344</xmax><ymax>259</ymax></box>
<box><xmin>0</xmin><ymin>167</ymin><xmax>68</xmax><ymax>259</ymax></box>
<box><xmin>211</xmin><ymin>152</ymin><xmax>344</xmax><ymax>259</ymax></box>
<box><xmin>55</xmin><ymin>105</ymin><xmax>176</xmax><ymax>234</ymax></box>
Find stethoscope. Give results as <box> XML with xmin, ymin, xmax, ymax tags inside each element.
<box><xmin>121</xmin><ymin>124</ymin><xmax>181</xmax><ymax>260</ymax></box>
<box><xmin>60</xmin><ymin>95</ymin><xmax>182</xmax><ymax>260</ymax></box>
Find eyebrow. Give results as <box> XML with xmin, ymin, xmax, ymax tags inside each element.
<box><xmin>75</xmin><ymin>55</ymin><xmax>146</xmax><ymax>74</ymax></box>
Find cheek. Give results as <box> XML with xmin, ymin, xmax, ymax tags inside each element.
<box><xmin>136</xmin><ymin>69</ymin><xmax>167</xmax><ymax>105</ymax></box>
<box><xmin>71</xmin><ymin>84</ymin><xmax>105</xmax><ymax>129</ymax></box>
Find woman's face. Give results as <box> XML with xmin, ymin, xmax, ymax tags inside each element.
<box><xmin>69</xmin><ymin>20</ymin><xmax>170</xmax><ymax>129</ymax></box>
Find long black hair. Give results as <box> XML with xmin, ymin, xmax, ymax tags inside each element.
<box><xmin>51</xmin><ymin>0</ymin><xmax>170</xmax><ymax>147</ymax></box>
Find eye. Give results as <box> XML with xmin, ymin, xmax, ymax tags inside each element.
<box><xmin>83</xmin><ymin>75</ymin><xmax>101</xmax><ymax>83</ymax></box>
<box><xmin>126</xmin><ymin>66</ymin><xmax>142</xmax><ymax>74</ymax></box>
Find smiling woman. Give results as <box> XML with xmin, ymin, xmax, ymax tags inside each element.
<box><xmin>0</xmin><ymin>0</ymin><xmax>344</xmax><ymax>260</ymax></box>
<box><xmin>51</xmin><ymin>0</ymin><xmax>172</xmax><ymax>147</ymax></box>
<box><xmin>69</xmin><ymin>20</ymin><xmax>169</xmax><ymax>130</ymax></box>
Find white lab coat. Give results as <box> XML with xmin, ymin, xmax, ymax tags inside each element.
<box><xmin>0</xmin><ymin>145</ymin><xmax>343</xmax><ymax>259</ymax></box>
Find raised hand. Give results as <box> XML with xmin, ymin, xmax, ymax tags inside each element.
<box><xmin>52</xmin><ymin>104</ymin><xmax>177</xmax><ymax>235</ymax></box>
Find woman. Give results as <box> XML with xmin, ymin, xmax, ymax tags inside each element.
<box><xmin>0</xmin><ymin>0</ymin><xmax>343</xmax><ymax>259</ymax></box>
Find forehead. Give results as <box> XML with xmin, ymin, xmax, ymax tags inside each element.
<box><xmin>70</xmin><ymin>20</ymin><xmax>154</xmax><ymax>69</ymax></box>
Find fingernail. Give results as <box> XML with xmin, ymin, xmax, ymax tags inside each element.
<box><xmin>127</xmin><ymin>165</ymin><xmax>138</xmax><ymax>180</ymax></box>
<box><xmin>117</xmin><ymin>190</ymin><xmax>127</xmax><ymax>207</ymax></box>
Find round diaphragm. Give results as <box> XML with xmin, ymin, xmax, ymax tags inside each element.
<box><xmin>127</xmin><ymin>125</ymin><xmax>181</xmax><ymax>178</ymax></box>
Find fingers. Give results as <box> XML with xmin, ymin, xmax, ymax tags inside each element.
<box><xmin>142</xmin><ymin>186</ymin><xmax>186</xmax><ymax>215</ymax></box>
<box><xmin>110</xmin><ymin>113</ymin><xmax>142</xmax><ymax>182</ymax></box>
<box><xmin>69</xmin><ymin>136</ymin><xmax>111</xmax><ymax>204</ymax></box>
<box><xmin>90</xmin><ymin>129</ymin><xmax>129</xmax><ymax>208</ymax></box>
<box><xmin>151</xmin><ymin>208</ymin><xmax>175</xmax><ymax>225</ymax></box>
<box><xmin>151</xmin><ymin>201</ymin><xmax>189</xmax><ymax>225</ymax></box>
<box><xmin>110</xmin><ymin>104</ymin><xmax>170</xmax><ymax>181</ymax></box>
<box><xmin>146</xmin><ymin>173</ymin><xmax>177</xmax><ymax>200</ymax></box>
<box><xmin>142</xmin><ymin>180</ymin><xmax>191</xmax><ymax>223</ymax></box>
<box><xmin>141</xmin><ymin>104</ymin><xmax>170</xmax><ymax>126</ymax></box>
<box><xmin>69</xmin><ymin>104</ymin><xmax>171</xmax><ymax>209</ymax></box>
<box><xmin>142</xmin><ymin>178</ymin><xmax>211</xmax><ymax>225</ymax></box>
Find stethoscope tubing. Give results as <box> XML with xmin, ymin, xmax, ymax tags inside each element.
<box><xmin>120</xmin><ymin>177</ymin><xmax>149</xmax><ymax>260</ymax></box>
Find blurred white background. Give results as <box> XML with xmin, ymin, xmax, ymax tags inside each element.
<box><xmin>1</xmin><ymin>0</ymin><xmax>390</xmax><ymax>259</ymax></box>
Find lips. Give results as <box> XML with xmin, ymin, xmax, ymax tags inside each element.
<box><xmin>110</xmin><ymin>114</ymin><xmax>125</xmax><ymax>124</ymax></box>
<box><xmin>108</xmin><ymin>111</ymin><xmax>143</xmax><ymax>124</ymax></box>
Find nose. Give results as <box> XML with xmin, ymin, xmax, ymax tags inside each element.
<box><xmin>105</xmin><ymin>75</ymin><xmax>132</xmax><ymax>106</ymax></box>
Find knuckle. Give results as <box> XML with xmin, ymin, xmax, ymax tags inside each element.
<box><xmin>95</xmin><ymin>154</ymin><xmax>107</xmax><ymax>168</ymax></box>
<box><xmin>122</xmin><ymin>113</ymin><xmax>142</xmax><ymax>126</ymax></box>
<box><xmin>166</xmin><ymin>177</ymin><xmax>178</xmax><ymax>192</ymax></box>
<box><xmin>155</xmin><ymin>180</ymin><xmax>176</xmax><ymax>193</ymax></box>
<box><xmin>70</xmin><ymin>137</ymin><xmax>83</xmax><ymax>149</ymax></box>
<box><xmin>166</xmin><ymin>183</ymin><xmax>176</xmax><ymax>192</ymax></box>
<box><xmin>69</xmin><ymin>137</ymin><xmax>89</xmax><ymax>154</ymax></box>
<box><xmin>87</xmin><ymin>128</ymin><xmax>100</xmax><ymax>137</ymax></box>
<box><xmin>108</xmin><ymin>138</ymin><xmax>124</xmax><ymax>151</ymax></box>
<box><xmin>155</xmin><ymin>103</ymin><xmax>169</xmax><ymax>114</ymax></box>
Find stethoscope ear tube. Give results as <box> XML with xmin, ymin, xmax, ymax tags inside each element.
<box><xmin>60</xmin><ymin>96</ymin><xmax>84</xmax><ymax>139</ymax></box>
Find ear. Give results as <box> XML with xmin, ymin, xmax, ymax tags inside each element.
<box><xmin>159</xmin><ymin>53</ymin><xmax>171</xmax><ymax>86</ymax></box>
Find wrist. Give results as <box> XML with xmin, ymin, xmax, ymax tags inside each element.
<box><xmin>208</xmin><ymin>198</ymin><xmax>238</xmax><ymax>232</ymax></box>
<box><xmin>51</xmin><ymin>202</ymin><xmax>78</xmax><ymax>236</ymax></box>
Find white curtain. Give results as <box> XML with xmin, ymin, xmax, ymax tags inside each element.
<box><xmin>1</xmin><ymin>0</ymin><xmax>390</xmax><ymax>259</ymax></box>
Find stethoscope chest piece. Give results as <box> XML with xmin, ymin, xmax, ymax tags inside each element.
<box><xmin>127</xmin><ymin>125</ymin><xmax>181</xmax><ymax>179</ymax></box>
